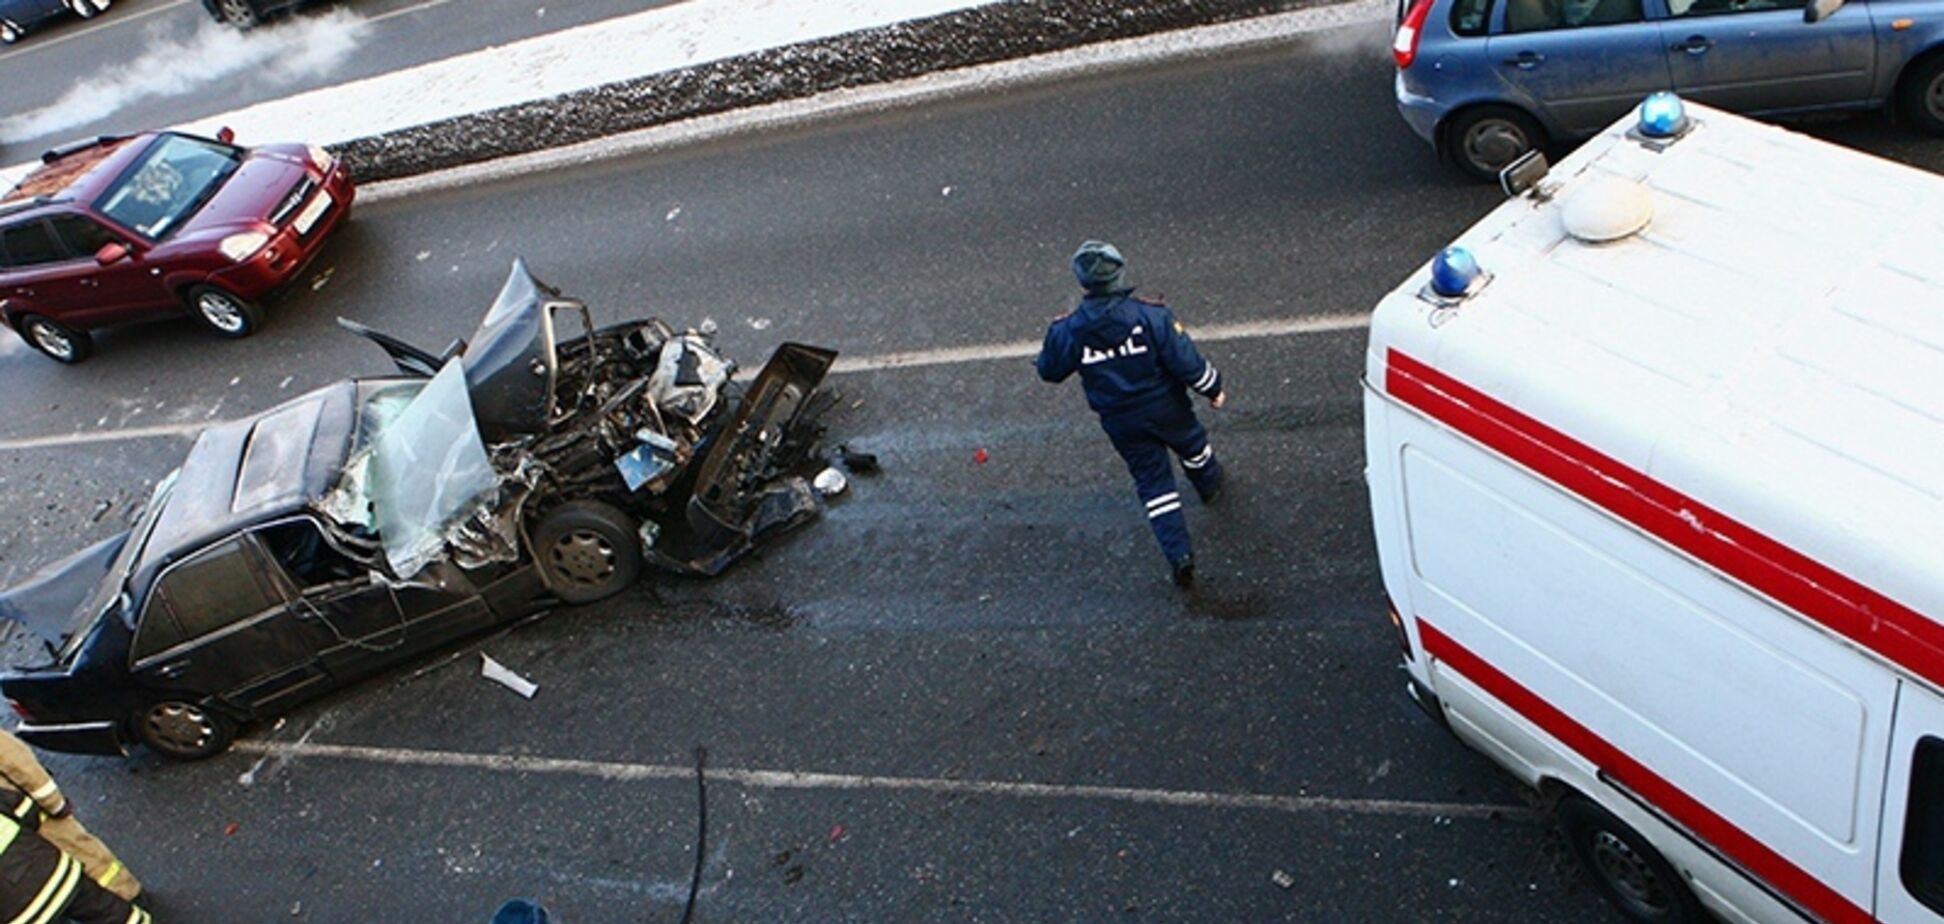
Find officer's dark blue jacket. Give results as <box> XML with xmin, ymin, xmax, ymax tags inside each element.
<box><xmin>1037</xmin><ymin>291</ymin><xmax>1223</xmax><ymax>417</ymax></box>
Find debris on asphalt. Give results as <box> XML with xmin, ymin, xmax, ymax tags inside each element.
<box><xmin>290</xmin><ymin>901</ymin><xmax>303</xmax><ymax>917</ymax></box>
<box><xmin>973</xmin><ymin>448</ymin><xmax>989</xmax><ymax>465</ymax></box>
<box><xmin>837</xmin><ymin>445</ymin><xmax>879</xmax><ymax>475</ymax></box>
<box><xmin>310</xmin><ymin>267</ymin><xmax>336</xmax><ymax>291</ymax></box>
<box><xmin>1271</xmin><ymin>869</ymin><xmax>1295</xmax><ymax>890</ymax></box>
<box><xmin>783</xmin><ymin>865</ymin><xmax>805</xmax><ymax>885</ymax></box>
<box><xmin>224</xmin><ymin>822</ymin><xmax>239</xmax><ymax>836</ymax></box>
<box><xmin>87</xmin><ymin>500</ymin><xmax>111</xmax><ymax>523</ymax></box>
<box><xmin>828</xmin><ymin>823</ymin><xmax>847</xmax><ymax>843</ymax></box>
<box><xmin>812</xmin><ymin>467</ymin><xmax>848</xmax><ymax>498</ymax></box>
<box><xmin>480</xmin><ymin>653</ymin><xmax>539</xmax><ymax>699</ymax></box>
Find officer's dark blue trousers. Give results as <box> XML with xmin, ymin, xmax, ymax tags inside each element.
<box><xmin>1100</xmin><ymin>396</ymin><xmax>1222</xmax><ymax>566</ymax></box>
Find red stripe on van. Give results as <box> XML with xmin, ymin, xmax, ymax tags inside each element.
<box><xmin>1416</xmin><ymin>620</ymin><xmax>1874</xmax><ymax>924</ymax></box>
<box><xmin>1385</xmin><ymin>348</ymin><xmax>1944</xmax><ymax>690</ymax></box>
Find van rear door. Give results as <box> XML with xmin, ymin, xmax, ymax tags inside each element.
<box><xmin>1877</xmin><ymin>682</ymin><xmax>1944</xmax><ymax>922</ymax></box>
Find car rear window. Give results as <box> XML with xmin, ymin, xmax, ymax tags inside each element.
<box><xmin>1450</xmin><ymin>0</ymin><xmax>1492</xmax><ymax>35</ymax></box>
<box><xmin>0</xmin><ymin>220</ymin><xmax>68</xmax><ymax>269</ymax></box>
<box><xmin>1904</xmin><ymin>736</ymin><xmax>1944</xmax><ymax>914</ymax></box>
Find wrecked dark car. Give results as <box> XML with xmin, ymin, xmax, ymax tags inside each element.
<box><xmin>0</xmin><ymin>260</ymin><xmax>836</xmax><ymax>759</ymax></box>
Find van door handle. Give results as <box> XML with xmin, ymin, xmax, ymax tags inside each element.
<box><xmin>1502</xmin><ymin>51</ymin><xmax>1546</xmax><ymax>69</ymax></box>
<box><xmin>1672</xmin><ymin>35</ymin><xmax>1713</xmax><ymax>53</ymax></box>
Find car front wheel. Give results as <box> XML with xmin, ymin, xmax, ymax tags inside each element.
<box><xmin>0</xmin><ymin>22</ymin><xmax>20</xmax><ymax>44</ymax></box>
<box><xmin>187</xmin><ymin>284</ymin><xmax>264</xmax><ymax>338</ymax></box>
<box><xmin>1446</xmin><ymin>106</ymin><xmax>1546</xmax><ymax>182</ymax></box>
<box><xmin>533</xmin><ymin>501</ymin><xmax>644</xmax><ymax>604</ymax></box>
<box><xmin>1900</xmin><ymin>55</ymin><xmax>1944</xmax><ymax>136</ymax></box>
<box><xmin>215</xmin><ymin>0</ymin><xmax>258</xmax><ymax>27</ymax></box>
<box><xmin>134</xmin><ymin>700</ymin><xmax>236</xmax><ymax>760</ymax></box>
<box><xmin>1559</xmin><ymin>795</ymin><xmax>1706</xmax><ymax>924</ymax></box>
<box><xmin>66</xmin><ymin>0</ymin><xmax>98</xmax><ymax>18</ymax></box>
<box><xmin>19</xmin><ymin>314</ymin><xmax>93</xmax><ymax>364</ymax></box>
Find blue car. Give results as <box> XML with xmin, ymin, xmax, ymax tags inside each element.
<box><xmin>0</xmin><ymin>0</ymin><xmax>108</xmax><ymax>44</ymax></box>
<box><xmin>1393</xmin><ymin>0</ymin><xmax>1944</xmax><ymax>178</ymax></box>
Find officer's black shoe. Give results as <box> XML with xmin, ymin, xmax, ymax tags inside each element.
<box><xmin>1193</xmin><ymin>463</ymin><xmax>1225</xmax><ymax>505</ymax></box>
<box><xmin>1171</xmin><ymin>556</ymin><xmax>1196</xmax><ymax>589</ymax></box>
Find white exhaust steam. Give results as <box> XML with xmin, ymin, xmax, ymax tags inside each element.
<box><xmin>0</xmin><ymin>8</ymin><xmax>370</xmax><ymax>142</ymax></box>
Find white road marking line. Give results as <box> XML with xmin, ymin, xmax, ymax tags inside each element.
<box><xmin>0</xmin><ymin>0</ymin><xmax>191</xmax><ymax>63</ymax></box>
<box><xmin>0</xmin><ymin>313</ymin><xmax>1370</xmax><ymax>451</ymax></box>
<box><xmin>232</xmin><ymin>739</ymin><xmax>1531</xmax><ymax>822</ymax></box>
<box><xmin>359</xmin><ymin>0</ymin><xmax>1391</xmax><ymax>206</ymax></box>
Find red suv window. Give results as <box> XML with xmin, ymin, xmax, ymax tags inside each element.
<box><xmin>0</xmin><ymin>220</ymin><xmax>67</xmax><ymax>269</ymax></box>
<box><xmin>49</xmin><ymin>215</ymin><xmax>121</xmax><ymax>258</ymax></box>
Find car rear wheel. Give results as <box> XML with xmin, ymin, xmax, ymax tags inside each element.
<box><xmin>134</xmin><ymin>700</ymin><xmax>235</xmax><ymax>760</ymax></box>
<box><xmin>1446</xmin><ymin>106</ymin><xmax>1546</xmax><ymax>182</ymax></box>
<box><xmin>66</xmin><ymin>0</ymin><xmax>97</xmax><ymax>19</ymax></box>
<box><xmin>1559</xmin><ymin>795</ymin><xmax>1706</xmax><ymax>924</ymax></box>
<box><xmin>187</xmin><ymin>284</ymin><xmax>263</xmax><ymax>338</ymax></box>
<box><xmin>215</xmin><ymin>0</ymin><xmax>258</xmax><ymax>28</ymax></box>
<box><xmin>1900</xmin><ymin>55</ymin><xmax>1944</xmax><ymax>136</ymax></box>
<box><xmin>19</xmin><ymin>314</ymin><xmax>93</xmax><ymax>364</ymax></box>
<box><xmin>533</xmin><ymin>501</ymin><xmax>643</xmax><ymax>604</ymax></box>
<box><xmin>0</xmin><ymin>22</ymin><xmax>20</xmax><ymax>44</ymax></box>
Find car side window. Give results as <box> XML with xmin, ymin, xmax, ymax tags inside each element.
<box><xmin>150</xmin><ymin>539</ymin><xmax>280</xmax><ymax>647</ymax></box>
<box><xmin>1451</xmin><ymin>0</ymin><xmax>1493</xmax><ymax>35</ymax></box>
<box><xmin>257</xmin><ymin>520</ymin><xmax>365</xmax><ymax>591</ymax></box>
<box><xmin>1665</xmin><ymin>0</ymin><xmax>1805</xmax><ymax>16</ymax></box>
<box><xmin>130</xmin><ymin>609</ymin><xmax>186</xmax><ymax>664</ymax></box>
<box><xmin>0</xmin><ymin>220</ymin><xmax>69</xmax><ymax>269</ymax></box>
<box><xmin>1502</xmin><ymin>0</ymin><xmax>1643</xmax><ymax>32</ymax></box>
<box><xmin>1903</xmin><ymin>736</ymin><xmax>1944</xmax><ymax>914</ymax></box>
<box><xmin>47</xmin><ymin>215</ymin><xmax>121</xmax><ymax>259</ymax></box>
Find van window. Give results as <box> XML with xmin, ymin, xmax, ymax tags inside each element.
<box><xmin>0</xmin><ymin>221</ymin><xmax>67</xmax><ymax>268</ymax></box>
<box><xmin>1502</xmin><ymin>0</ymin><xmax>1643</xmax><ymax>32</ymax></box>
<box><xmin>1903</xmin><ymin>736</ymin><xmax>1944</xmax><ymax>914</ymax></box>
<box><xmin>1451</xmin><ymin>0</ymin><xmax>1492</xmax><ymax>34</ymax></box>
<box><xmin>153</xmin><ymin>540</ymin><xmax>279</xmax><ymax>644</ymax></box>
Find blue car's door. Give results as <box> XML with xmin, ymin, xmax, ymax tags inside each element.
<box><xmin>1660</xmin><ymin>0</ymin><xmax>1877</xmax><ymax>112</ymax></box>
<box><xmin>0</xmin><ymin>0</ymin><xmax>69</xmax><ymax>27</ymax></box>
<box><xmin>1485</xmin><ymin>0</ymin><xmax>1674</xmax><ymax>136</ymax></box>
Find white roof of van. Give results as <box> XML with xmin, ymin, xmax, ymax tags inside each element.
<box><xmin>1368</xmin><ymin>103</ymin><xmax>1944</xmax><ymax>683</ymax></box>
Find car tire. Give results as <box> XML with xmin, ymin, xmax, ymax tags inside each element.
<box><xmin>215</xmin><ymin>0</ymin><xmax>258</xmax><ymax>28</ymax></box>
<box><xmin>1445</xmin><ymin>105</ymin><xmax>1547</xmax><ymax>182</ymax></box>
<box><xmin>0</xmin><ymin>22</ymin><xmax>20</xmax><ymax>44</ymax></box>
<box><xmin>533</xmin><ymin>501</ymin><xmax>643</xmax><ymax>604</ymax></box>
<box><xmin>66</xmin><ymin>0</ymin><xmax>97</xmax><ymax>19</ymax></box>
<box><xmin>186</xmin><ymin>283</ymin><xmax>263</xmax><ymax>338</ymax></box>
<box><xmin>1558</xmin><ymin>795</ymin><xmax>1707</xmax><ymax>924</ymax></box>
<box><xmin>18</xmin><ymin>314</ymin><xmax>93</xmax><ymax>364</ymax></box>
<box><xmin>1899</xmin><ymin>55</ymin><xmax>1944</xmax><ymax>137</ymax></box>
<box><xmin>133</xmin><ymin>700</ymin><xmax>236</xmax><ymax>760</ymax></box>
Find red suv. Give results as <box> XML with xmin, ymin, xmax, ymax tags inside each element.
<box><xmin>0</xmin><ymin>130</ymin><xmax>354</xmax><ymax>363</ymax></box>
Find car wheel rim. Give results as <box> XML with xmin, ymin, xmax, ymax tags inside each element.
<box><xmin>28</xmin><ymin>322</ymin><xmax>74</xmax><ymax>361</ymax></box>
<box><xmin>1</xmin><ymin>23</ymin><xmax>18</xmax><ymax>43</ymax></box>
<box><xmin>1590</xmin><ymin>831</ymin><xmax>1672</xmax><ymax>916</ymax></box>
<box><xmin>549</xmin><ymin>530</ymin><xmax>616</xmax><ymax>586</ymax></box>
<box><xmin>198</xmin><ymin>291</ymin><xmax>246</xmax><ymax>333</ymax></box>
<box><xmin>218</xmin><ymin>0</ymin><xmax>254</xmax><ymax>22</ymax></box>
<box><xmin>145</xmin><ymin>703</ymin><xmax>214</xmax><ymax>753</ymax></box>
<box><xmin>1928</xmin><ymin>73</ymin><xmax>1944</xmax><ymax>123</ymax></box>
<box><xmin>1463</xmin><ymin>120</ymin><xmax>1529</xmax><ymax>173</ymax></box>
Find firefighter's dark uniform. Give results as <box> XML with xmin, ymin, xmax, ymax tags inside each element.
<box><xmin>0</xmin><ymin>730</ymin><xmax>139</xmax><ymax>901</ymax></box>
<box><xmin>1038</xmin><ymin>242</ymin><xmax>1225</xmax><ymax>583</ymax></box>
<box><xmin>0</xmin><ymin>787</ymin><xmax>148</xmax><ymax>924</ymax></box>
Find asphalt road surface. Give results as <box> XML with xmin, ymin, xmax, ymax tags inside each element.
<box><xmin>0</xmin><ymin>0</ymin><xmax>679</xmax><ymax>162</ymax></box>
<box><xmin>1</xmin><ymin>22</ymin><xmax>1941</xmax><ymax>923</ymax></box>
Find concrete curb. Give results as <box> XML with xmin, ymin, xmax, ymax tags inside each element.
<box><xmin>338</xmin><ymin>0</ymin><xmax>1357</xmax><ymax>183</ymax></box>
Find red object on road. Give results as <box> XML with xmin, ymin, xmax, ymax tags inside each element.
<box><xmin>973</xmin><ymin>448</ymin><xmax>989</xmax><ymax>464</ymax></box>
<box><xmin>223</xmin><ymin>822</ymin><xmax>239</xmax><ymax>836</ymax></box>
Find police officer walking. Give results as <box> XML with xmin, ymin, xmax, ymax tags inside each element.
<box><xmin>0</xmin><ymin>730</ymin><xmax>140</xmax><ymax>901</ymax></box>
<box><xmin>1038</xmin><ymin>241</ymin><xmax>1227</xmax><ymax>587</ymax></box>
<box><xmin>0</xmin><ymin>783</ymin><xmax>150</xmax><ymax>923</ymax></box>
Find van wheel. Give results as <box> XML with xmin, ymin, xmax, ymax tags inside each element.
<box><xmin>134</xmin><ymin>700</ymin><xmax>235</xmax><ymax>760</ymax></box>
<box><xmin>1899</xmin><ymin>55</ymin><xmax>1944</xmax><ymax>136</ymax></box>
<box><xmin>1559</xmin><ymin>795</ymin><xmax>1706</xmax><ymax>923</ymax></box>
<box><xmin>1446</xmin><ymin>106</ymin><xmax>1546</xmax><ymax>182</ymax></box>
<box><xmin>187</xmin><ymin>284</ymin><xmax>263</xmax><ymax>338</ymax></box>
<box><xmin>533</xmin><ymin>501</ymin><xmax>643</xmax><ymax>604</ymax></box>
<box><xmin>19</xmin><ymin>314</ymin><xmax>93</xmax><ymax>364</ymax></box>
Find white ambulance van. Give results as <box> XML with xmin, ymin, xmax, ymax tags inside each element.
<box><xmin>1363</xmin><ymin>97</ymin><xmax>1944</xmax><ymax>924</ymax></box>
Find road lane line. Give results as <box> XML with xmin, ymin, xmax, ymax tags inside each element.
<box><xmin>358</xmin><ymin>0</ymin><xmax>1391</xmax><ymax>207</ymax></box>
<box><xmin>0</xmin><ymin>313</ymin><xmax>1370</xmax><ymax>451</ymax></box>
<box><xmin>0</xmin><ymin>0</ymin><xmax>192</xmax><ymax>64</ymax></box>
<box><xmin>232</xmin><ymin>739</ymin><xmax>1532</xmax><ymax>822</ymax></box>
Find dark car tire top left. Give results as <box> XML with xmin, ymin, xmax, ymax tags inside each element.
<box><xmin>187</xmin><ymin>283</ymin><xmax>264</xmax><ymax>338</ymax></box>
<box><xmin>18</xmin><ymin>315</ymin><xmax>93</xmax><ymax>364</ymax></box>
<box><xmin>533</xmin><ymin>501</ymin><xmax>644</xmax><ymax>605</ymax></box>
<box><xmin>134</xmin><ymin>700</ymin><xmax>236</xmax><ymax>760</ymax></box>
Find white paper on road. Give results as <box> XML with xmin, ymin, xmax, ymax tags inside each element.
<box><xmin>480</xmin><ymin>654</ymin><xmax>539</xmax><ymax>700</ymax></box>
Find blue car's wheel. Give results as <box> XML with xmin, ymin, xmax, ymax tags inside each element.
<box><xmin>1901</xmin><ymin>55</ymin><xmax>1944</xmax><ymax>136</ymax></box>
<box><xmin>1447</xmin><ymin>106</ymin><xmax>1546</xmax><ymax>182</ymax></box>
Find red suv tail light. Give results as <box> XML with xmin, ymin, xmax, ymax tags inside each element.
<box><xmin>1393</xmin><ymin>0</ymin><xmax>1433</xmax><ymax>69</ymax></box>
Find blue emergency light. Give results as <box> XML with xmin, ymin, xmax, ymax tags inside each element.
<box><xmin>1429</xmin><ymin>246</ymin><xmax>1483</xmax><ymax>298</ymax></box>
<box><xmin>1637</xmin><ymin>92</ymin><xmax>1690</xmax><ymax>139</ymax></box>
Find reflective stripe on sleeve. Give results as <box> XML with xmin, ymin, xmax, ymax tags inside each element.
<box><xmin>1148</xmin><ymin>502</ymin><xmax>1182</xmax><ymax>519</ymax></box>
<box><xmin>1144</xmin><ymin>493</ymin><xmax>1179</xmax><ymax>510</ymax></box>
<box><xmin>26</xmin><ymin>783</ymin><xmax>55</xmax><ymax>804</ymax></box>
<box><xmin>100</xmin><ymin>861</ymin><xmax>123</xmax><ymax>887</ymax></box>
<box><xmin>1193</xmin><ymin>366</ymin><xmax>1217</xmax><ymax>392</ymax></box>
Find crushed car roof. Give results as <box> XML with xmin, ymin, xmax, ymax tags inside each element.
<box><xmin>133</xmin><ymin>382</ymin><xmax>359</xmax><ymax>590</ymax></box>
